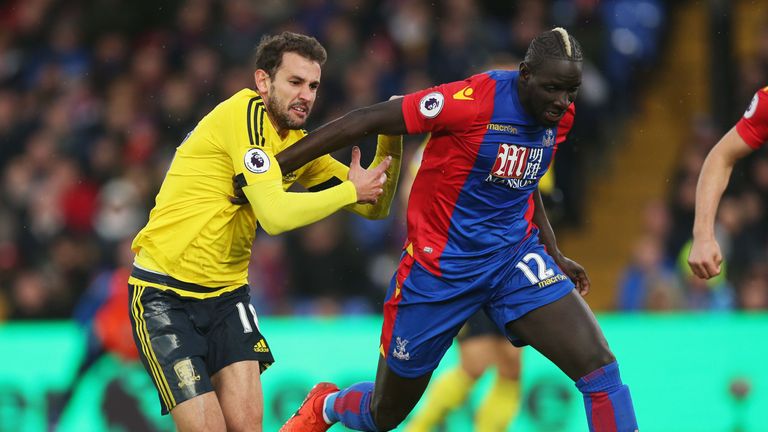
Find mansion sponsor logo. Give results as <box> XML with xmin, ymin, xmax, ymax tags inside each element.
<box><xmin>484</xmin><ymin>175</ymin><xmax>537</xmax><ymax>189</ymax></box>
<box><xmin>487</xmin><ymin>143</ymin><xmax>544</xmax><ymax>189</ymax></box>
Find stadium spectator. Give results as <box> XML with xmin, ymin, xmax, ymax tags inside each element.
<box><xmin>1</xmin><ymin>1</ymin><xmax>656</xmax><ymax>321</ymax></box>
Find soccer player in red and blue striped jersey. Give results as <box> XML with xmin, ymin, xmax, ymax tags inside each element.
<box><xmin>277</xmin><ymin>28</ymin><xmax>638</xmax><ymax>432</ymax></box>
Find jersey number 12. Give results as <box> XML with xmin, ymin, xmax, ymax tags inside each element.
<box><xmin>516</xmin><ymin>252</ymin><xmax>554</xmax><ymax>284</ymax></box>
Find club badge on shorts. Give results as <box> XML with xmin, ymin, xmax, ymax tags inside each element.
<box><xmin>244</xmin><ymin>148</ymin><xmax>270</xmax><ymax>173</ymax></box>
<box><xmin>174</xmin><ymin>359</ymin><xmax>201</xmax><ymax>388</ymax></box>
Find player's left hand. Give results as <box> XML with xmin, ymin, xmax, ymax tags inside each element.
<box><xmin>229</xmin><ymin>175</ymin><xmax>249</xmax><ymax>205</ymax></box>
<box><xmin>555</xmin><ymin>254</ymin><xmax>590</xmax><ymax>296</ymax></box>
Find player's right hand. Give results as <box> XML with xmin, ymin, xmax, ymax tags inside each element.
<box><xmin>348</xmin><ymin>146</ymin><xmax>391</xmax><ymax>204</ymax></box>
<box><xmin>555</xmin><ymin>253</ymin><xmax>590</xmax><ymax>296</ymax></box>
<box><xmin>687</xmin><ymin>237</ymin><xmax>723</xmax><ymax>279</ymax></box>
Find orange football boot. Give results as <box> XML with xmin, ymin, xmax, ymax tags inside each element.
<box><xmin>279</xmin><ymin>382</ymin><xmax>340</xmax><ymax>432</ymax></box>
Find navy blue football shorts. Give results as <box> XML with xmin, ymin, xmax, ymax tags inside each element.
<box><xmin>380</xmin><ymin>236</ymin><xmax>573</xmax><ymax>378</ymax></box>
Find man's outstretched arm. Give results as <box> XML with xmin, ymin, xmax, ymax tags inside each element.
<box><xmin>276</xmin><ymin>98</ymin><xmax>407</xmax><ymax>173</ymax></box>
<box><xmin>688</xmin><ymin>126</ymin><xmax>754</xmax><ymax>279</ymax></box>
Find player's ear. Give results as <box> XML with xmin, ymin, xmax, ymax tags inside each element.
<box><xmin>254</xmin><ymin>69</ymin><xmax>271</xmax><ymax>95</ymax></box>
<box><xmin>519</xmin><ymin>62</ymin><xmax>531</xmax><ymax>82</ymax></box>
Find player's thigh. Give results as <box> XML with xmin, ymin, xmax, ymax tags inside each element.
<box><xmin>206</xmin><ymin>291</ymin><xmax>274</xmax><ymax>427</ymax></box>
<box><xmin>493</xmin><ymin>339</ymin><xmax>521</xmax><ymax>380</ymax></box>
<box><xmin>171</xmin><ymin>392</ymin><xmax>226</xmax><ymax>432</ymax></box>
<box><xmin>129</xmin><ymin>284</ymin><xmax>216</xmax><ymax>415</ymax></box>
<box><xmin>485</xmin><ymin>239</ymin><xmax>575</xmax><ymax>347</ymax></box>
<box><xmin>211</xmin><ymin>360</ymin><xmax>264</xmax><ymax>431</ymax></box>
<box><xmin>505</xmin><ymin>290</ymin><xmax>614</xmax><ymax>380</ymax></box>
<box><xmin>373</xmin><ymin>254</ymin><xmax>482</xmax><ymax>427</ymax></box>
<box><xmin>207</xmin><ymin>289</ymin><xmax>275</xmax><ymax>375</ymax></box>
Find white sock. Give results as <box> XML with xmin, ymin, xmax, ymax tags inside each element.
<box><xmin>321</xmin><ymin>392</ymin><xmax>339</xmax><ymax>425</ymax></box>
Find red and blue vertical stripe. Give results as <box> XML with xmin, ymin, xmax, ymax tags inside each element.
<box><xmin>576</xmin><ymin>362</ymin><xmax>639</xmax><ymax>431</ymax></box>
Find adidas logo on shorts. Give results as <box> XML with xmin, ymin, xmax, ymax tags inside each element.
<box><xmin>253</xmin><ymin>339</ymin><xmax>269</xmax><ymax>353</ymax></box>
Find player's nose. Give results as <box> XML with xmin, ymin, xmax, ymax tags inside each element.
<box><xmin>298</xmin><ymin>84</ymin><xmax>315</xmax><ymax>102</ymax></box>
<box><xmin>553</xmin><ymin>91</ymin><xmax>569</xmax><ymax>109</ymax></box>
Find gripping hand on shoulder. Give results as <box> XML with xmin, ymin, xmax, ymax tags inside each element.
<box><xmin>348</xmin><ymin>146</ymin><xmax>391</xmax><ymax>204</ymax></box>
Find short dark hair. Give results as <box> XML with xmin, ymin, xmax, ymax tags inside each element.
<box><xmin>253</xmin><ymin>31</ymin><xmax>327</xmax><ymax>77</ymax></box>
<box><xmin>524</xmin><ymin>27</ymin><xmax>583</xmax><ymax>71</ymax></box>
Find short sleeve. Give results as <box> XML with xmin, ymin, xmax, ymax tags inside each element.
<box><xmin>235</xmin><ymin>145</ymin><xmax>283</xmax><ymax>186</ymax></box>
<box><xmin>218</xmin><ymin>94</ymin><xmax>284</xmax><ymax>186</ymax></box>
<box><xmin>401</xmin><ymin>74</ymin><xmax>489</xmax><ymax>135</ymax></box>
<box><xmin>735</xmin><ymin>87</ymin><xmax>768</xmax><ymax>149</ymax></box>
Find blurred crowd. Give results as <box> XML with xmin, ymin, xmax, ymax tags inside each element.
<box><xmin>0</xmin><ymin>0</ymin><xmax>669</xmax><ymax>320</ymax></box>
<box><xmin>618</xmin><ymin>20</ymin><xmax>768</xmax><ymax>312</ymax></box>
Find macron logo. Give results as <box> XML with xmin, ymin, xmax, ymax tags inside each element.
<box><xmin>452</xmin><ymin>86</ymin><xmax>474</xmax><ymax>101</ymax></box>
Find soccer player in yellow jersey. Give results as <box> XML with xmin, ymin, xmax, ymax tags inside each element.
<box><xmin>127</xmin><ymin>32</ymin><xmax>402</xmax><ymax>431</ymax></box>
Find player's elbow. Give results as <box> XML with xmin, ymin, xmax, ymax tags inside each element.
<box><xmin>339</xmin><ymin>102</ymin><xmax>402</xmax><ymax>137</ymax></box>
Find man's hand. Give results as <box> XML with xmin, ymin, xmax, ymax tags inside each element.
<box><xmin>348</xmin><ymin>146</ymin><xmax>391</xmax><ymax>204</ymax></box>
<box><xmin>555</xmin><ymin>253</ymin><xmax>591</xmax><ymax>296</ymax></box>
<box><xmin>688</xmin><ymin>237</ymin><xmax>722</xmax><ymax>279</ymax></box>
<box><xmin>229</xmin><ymin>175</ymin><xmax>248</xmax><ymax>205</ymax></box>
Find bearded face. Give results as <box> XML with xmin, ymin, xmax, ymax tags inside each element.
<box><xmin>266</xmin><ymin>82</ymin><xmax>311</xmax><ymax>130</ymax></box>
<box><xmin>260</xmin><ymin>52</ymin><xmax>321</xmax><ymax>132</ymax></box>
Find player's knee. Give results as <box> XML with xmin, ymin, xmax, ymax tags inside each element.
<box><xmin>371</xmin><ymin>411</ymin><xmax>406</xmax><ymax>431</ymax></box>
<box><xmin>461</xmin><ymin>361</ymin><xmax>486</xmax><ymax>380</ymax></box>
<box><xmin>579</xmin><ymin>346</ymin><xmax>616</xmax><ymax>378</ymax></box>
<box><xmin>496</xmin><ymin>361</ymin><xmax>521</xmax><ymax>380</ymax></box>
<box><xmin>593</xmin><ymin>341</ymin><xmax>616</xmax><ymax>367</ymax></box>
<box><xmin>226</xmin><ymin>420</ymin><xmax>262</xmax><ymax>432</ymax></box>
<box><xmin>235</xmin><ymin>417</ymin><xmax>263</xmax><ymax>432</ymax></box>
<box><xmin>222</xmin><ymin>407</ymin><xmax>263</xmax><ymax>432</ymax></box>
<box><xmin>370</xmin><ymin>397</ymin><xmax>409</xmax><ymax>431</ymax></box>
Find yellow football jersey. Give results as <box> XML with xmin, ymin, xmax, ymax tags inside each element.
<box><xmin>131</xmin><ymin>88</ymin><xmax>356</xmax><ymax>298</ymax></box>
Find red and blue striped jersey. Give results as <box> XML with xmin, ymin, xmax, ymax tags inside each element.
<box><xmin>401</xmin><ymin>70</ymin><xmax>575</xmax><ymax>279</ymax></box>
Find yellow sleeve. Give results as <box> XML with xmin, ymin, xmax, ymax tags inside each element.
<box><xmin>346</xmin><ymin>134</ymin><xmax>402</xmax><ymax>219</ymax></box>
<box><xmin>295</xmin><ymin>153</ymin><xmax>348</xmax><ymax>191</ymax></box>
<box><xmin>241</xmin><ymin>147</ymin><xmax>357</xmax><ymax>235</ymax></box>
<box><xmin>216</xmin><ymin>93</ymin><xmax>356</xmax><ymax>235</ymax></box>
<box><xmin>296</xmin><ymin>134</ymin><xmax>403</xmax><ymax>220</ymax></box>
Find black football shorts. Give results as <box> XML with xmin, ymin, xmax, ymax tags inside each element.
<box><xmin>128</xmin><ymin>282</ymin><xmax>274</xmax><ymax>415</ymax></box>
